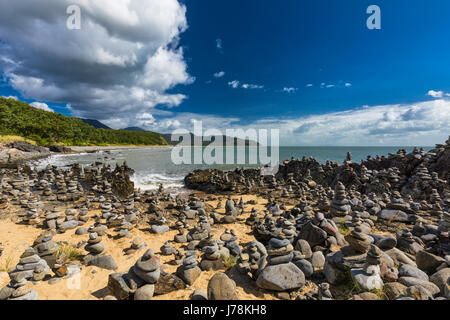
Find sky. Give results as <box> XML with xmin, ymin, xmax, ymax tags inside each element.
<box><xmin>0</xmin><ymin>0</ymin><xmax>449</xmax><ymax>146</ymax></box>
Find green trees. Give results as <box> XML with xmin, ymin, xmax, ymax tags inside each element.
<box><xmin>0</xmin><ymin>98</ymin><xmax>168</xmax><ymax>146</ymax></box>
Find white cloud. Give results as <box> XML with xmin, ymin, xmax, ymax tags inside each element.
<box><xmin>283</xmin><ymin>87</ymin><xmax>298</xmax><ymax>93</ymax></box>
<box><xmin>427</xmin><ymin>90</ymin><xmax>444</xmax><ymax>98</ymax></box>
<box><xmin>213</xmin><ymin>71</ymin><xmax>225</xmax><ymax>78</ymax></box>
<box><xmin>30</xmin><ymin>102</ymin><xmax>54</xmax><ymax>112</ymax></box>
<box><xmin>0</xmin><ymin>0</ymin><xmax>192</xmax><ymax>123</ymax></box>
<box><xmin>228</xmin><ymin>80</ymin><xmax>240</xmax><ymax>88</ymax></box>
<box><xmin>306</xmin><ymin>84</ymin><xmax>313</xmax><ymax>87</ymax></box>
<box><xmin>216</xmin><ymin>38</ymin><xmax>223</xmax><ymax>53</ymax></box>
<box><xmin>345</xmin><ymin>83</ymin><xmax>352</xmax><ymax>87</ymax></box>
<box><xmin>253</xmin><ymin>99</ymin><xmax>450</xmax><ymax>146</ymax></box>
<box><xmin>104</xmin><ymin>99</ymin><xmax>449</xmax><ymax>146</ymax></box>
<box><xmin>1</xmin><ymin>95</ymin><xmax>18</xmax><ymax>100</ymax></box>
<box><xmin>325</xmin><ymin>84</ymin><xmax>335</xmax><ymax>88</ymax></box>
<box><xmin>427</xmin><ymin>90</ymin><xmax>450</xmax><ymax>98</ymax></box>
<box><xmin>242</xmin><ymin>83</ymin><xmax>263</xmax><ymax>89</ymax></box>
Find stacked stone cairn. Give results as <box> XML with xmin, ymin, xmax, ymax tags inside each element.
<box><xmin>350</xmin><ymin>244</ymin><xmax>384</xmax><ymax>290</ymax></box>
<box><xmin>83</xmin><ymin>232</ymin><xmax>117</xmax><ymax>270</ymax></box>
<box><xmin>330</xmin><ymin>182</ymin><xmax>351</xmax><ymax>216</ymax></box>
<box><xmin>256</xmin><ymin>234</ymin><xmax>305</xmax><ymax>291</ymax></box>
<box><xmin>108</xmin><ymin>249</ymin><xmax>160</xmax><ymax>300</ymax></box>
<box><xmin>237</xmin><ymin>241</ymin><xmax>267</xmax><ymax>279</ymax></box>
<box><xmin>176</xmin><ymin>251</ymin><xmax>202</xmax><ymax>286</ymax></box>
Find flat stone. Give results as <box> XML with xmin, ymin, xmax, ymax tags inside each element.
<box><xmin>256</xmin><ymin>262</ymin><xmax>305</xmax><ymax>291</ymax></box>
<box><xmin>293</xmin><ymin>259</ymin><xmax>314</xmax><ymax>278</ymax></box>
<box><xmin>351</xmin><ymin>268</ymin><xmax>383</xmax><ymax>291</ymax></box>
<box><xmin>383</xmin><ymin>282</ymin><xmax>408</xmax><ymax>300</ymax></box>
<box><xmin>154</xmin><ymin>272</ymin><xmax>185</xmax><ymax>295</ymax></box>
<box><xmin>75</xmin><ymin>227</ymin><xmax>88</xmax><ymax>235</ymax></box>
<box><xmin>177</xmin><ymin>266</ymin><xmax>201</xmax><ymax>286</ymax></box>
<box><xmin>59</xmin><ymin>220</ymin><xmax>78</xmax><ymax>230</ymax></box>
<box><xmin>136</xmin><ymin>255</ymin><xmax>160</xmax><ymax>272</ymax></box>
<box><xmin>0</xmin><ymin>285</ymin><xmax>14</xmax><ymax>300</ymax></box>
<box><xmin>429</xmin><ymin>268</ymin><xmax>450</xmax><ymax>294</ymax></box>
<box><xmin>399</xmin><ymin>265</ymin><xmax>429</xmax><ymax>282</ymax></box>
<box><xmin>8</xmin><ymin>289</ymin><xmax>38</xmax><ymax>300</ymax></box>
<box><xmin>134</xmin><ymin>284</ymin><xmax>155</xmax><ymax>300</ymax></box>
<box><xmin>378</xmin><ymin>209</ymin><xmax>409</xmax><ymax>222</ymax></box>
<box><xmin>398</xmin><ymin>277</ymin><xmax>440</xmax><ymax>295</ymax></box>
<box><xmin>385</xmin><ymin>248</ymin><xmax>417</xmax><ymax>267</ymax></box>
<box><xmin>108</xmin><ymin>273</ymin><xmax>131</xmax><ymax>300</ymax></box>
<box><xmin>295</xmin><ymin>240</ymin><xmax>312</xmax><ymax>259</ymax></box>
<box><xmin>133</xmin><ymin>266</ymin><xmax>160</xmax><ymax>284</ymax></box>
<box><xmin>85</xmin><ymin>242</ymin><xmax>104</xmax><ymax>254</ymax></box>
<box><xmin>151</xmin><ymin>225</ymin><xmax>169</xmax><ymax>234</ymax></box>
<box><xmin>87</xmin><ymin>255</ymin><xmax>118</xmax><ymax>270</ymax></box>
<box><xmin>416</xmin><ymin>250</ymin><xmax>446</xmax><ymax>274</ymax></box>
<box><xmin>19</xmin><ymin>254</ymin><xmax>40</xmax><ymax>265</ymax></box>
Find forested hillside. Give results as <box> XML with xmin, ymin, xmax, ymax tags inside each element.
<box><xmin>0</xmin><ymin>98</ymin><xmax>168</xmax><ymax>146</ymax></box>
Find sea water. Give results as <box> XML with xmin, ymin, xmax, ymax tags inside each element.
<box><xmin>30</xmin><ymin>146</ymin><xmax>432</xmax><ymax>190</ymax></box>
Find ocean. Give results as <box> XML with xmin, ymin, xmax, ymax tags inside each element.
<box><xmin>30</xmin><ymin>146</ymin><xmax>433</xmax><ymax>191</ymax></box>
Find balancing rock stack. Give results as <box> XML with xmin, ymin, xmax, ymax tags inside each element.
<box><xmin>131</xmin><ymin>249</ymin><xmax>161</xmax><ymax>300</ymax></box>
<box><xmin>108</xmin><ymin>249</ymin><xmax>160</xmax><ymax>300</ymax></box>
<box><xmin>8</xmin><ymin>246</ymin><xmax>50</xmax><ymax>283</ymax></box>
<box><xmin>330</xmin><ymin>182</ymin><xmax>351</xmax><ymax>216</ymax></box>
<box><xmin>176</xmin><ymin>251</ymin><xmax>202</xmax><ymax>286</ymax></box>
<box><xmin>256</xmin><ymin>235</ymin><xmax>305</xmax><ymax>291</ymax></box>
<box><xmin>237</xmin><ymin>241</ymin><xmax>267</xmax><ymax>279</ymax></box>
<box><xmin>200</xmin><ymin>236</ymin><xmax>225</xmax><ymax>271</ymax></box>
<box><xmin>45</xmin><ymin>208</ymin><xmax>62</xmax><ymax>230</ymax></box>
<box><xmin>350</xmin><ymin>244</ymin><xmax>384</xmax><ymax>290</ymax></box>
<box><xmin>0</xmin><ymin>274</ymin><xmax>38</xmax><ymax>300</ymax></box>
<box><xmin>83</xmin><ymin>232</ymin><xmax>117</xmax><ymax>270</ymax></box>
<box><xmin>24</xmin><ymin>207</ymin><xmax>40</xmax><ymax>226</ymax></box>
<box><xmin>221</xmin><ymin>229</ymin><xmax>241</xmax><ymax>257</ymax></box>
<box><xmin>33</xmin><ymin>231</ymin><xmax>59</xmax><ymax>269</ymax></box>
<box><xmin>160</xmin><ymin>241</ymin><xmax>176</xmax><ymax>256</ymax></box>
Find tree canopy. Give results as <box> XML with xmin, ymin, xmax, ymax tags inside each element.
<box><xmin>0</xmin><ymin>98</ymin><xmax>168</xmax><ymax>146</ymax></box>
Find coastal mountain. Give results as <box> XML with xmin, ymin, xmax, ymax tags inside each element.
<box><xmin>122</xmin><ymin>127</ymin><xmax>146</xmax><ymax>132</ymax></box>
<box><xmin>161</xmin><ymin>133</ymin><xmax>260</xmax><ymax>147</ymax></box>
<box><xmin>119</xmin><ymin>127</ymin><xmax>260</xmax><ymax>147</ymax></box>
<box><xmin>0</xmin><ymin>98</ymin><xmax>168</xmax><ymax>146</ymax></box>
<box><xmin>80</xmin><ymin>118</ymin><xmax>112</xmax><ymax>130</ymax></box>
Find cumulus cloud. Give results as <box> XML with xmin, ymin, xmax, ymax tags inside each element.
<box><xmin>103</xmin><ymin>111</ymin><xmax>240</xmax><ymax>134</ymax></box>
<box><xmin>0</xmin><ymin>0</ymin><xmax>193</xmax><ymax>123</ymax></box>
<box><xmin>1</xmin><ymin>95</ymin><xmax>18</xmax><ymax>100</ymax></box>
<box><xmin>427</xmin><ymin>90</ymin><xmax>450</xmax><ymax>98</ymax></box>
<box><xmin>427</xmin><ymin>90</ymin><xmax>444</xmax><ymax>98</ymax></box>
<box><xmin>30</xmin><ymin>102</ymin><xmax>54</xmax><ymax>112</ymax></box>
<box><xmin>242</xmin><ymin>83</ymin><xmax>263</xmax><ymax>89</ymax></box>
<box><xmin>103</xmin><ymin>99</ymin><xmax>449</xmax><ymax>146</ymax></box>
<box><xmin>283</xmin><ymin>87</ymin><xmax>298</xmax><ymax>93</ymax></box>
<box><xmin>228</xmin><ymin>80</ymin><xmax>263</xmax><ymax>89</ymax></box>
<box><xmin>345</xmin><ymin>83</ymin><xmax>352</xmax><ymax>87</ymax></box>
<box><xmin>228</xmin><ymin>80</ymin><xmax>240</xmax><ymax>88</ymax></box>
<box><xmin>235</xmin><ymin>99</ymin><xmax>450</xmax><ymax>146</ymax></box>
<box><xmin>306</xmin><ymin>84</ymin><xmax>313</xmax><ymax>87</ymax></box>
<box><xmin>213</xmin><ymin>71</ymin><xmax>225</xmax><ymax>78</ymax></box>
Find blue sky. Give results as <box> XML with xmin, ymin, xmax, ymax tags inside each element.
<box><xmin>1</xmin><ymin>0</ymin><xmax>449</xmax><ymax>145</ymax></box>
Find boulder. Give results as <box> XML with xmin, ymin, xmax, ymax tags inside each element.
<box><xmin>207</xmin><ymin>272</ymin><xmax>238</xmax><ymax>300</ymax></box>
<box><xmin>256</xmin><ymin>262</ymin><xmax>305</xmax><ymax>291</ymax></box>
